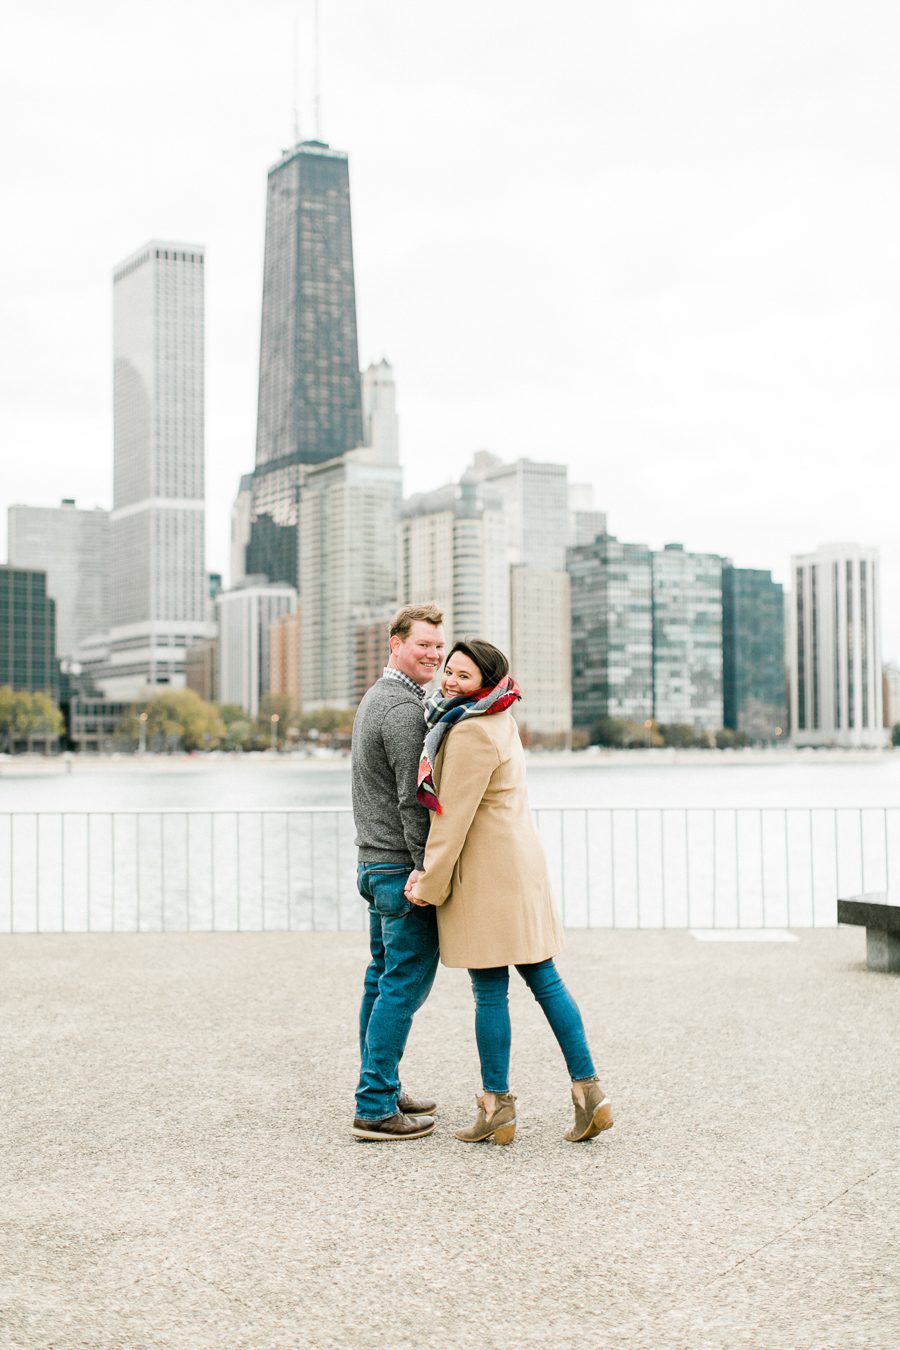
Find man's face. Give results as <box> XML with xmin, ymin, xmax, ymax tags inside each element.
<box><xmin>390</xmin><ymin>622</ymin><xmax>446</xmax><ymax>686</ymax></box>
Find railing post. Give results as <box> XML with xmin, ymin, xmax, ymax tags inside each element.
<box><xmin>236</xmin><ymin>812</ymin><xmax>242</xmax><ymax>932</ymax></box>
<box><xmin>784</xmin><ymin>810</ymin><xmax>791</xmax><ymax>928</ymax></box>
<box><xmin>60</xmin><ymin>814</ymin><xmax>65</xmax><ymax>935</ymax></box>
<box><xmin>86</xmin><ymin>813</ymin><xmax>92</xmax><ymax>934</ymax></box>
<box><xmin>634</xmin><ymin>810</ymin><xmax>641</xmax><ymax>930</ymax></box>
<box><xmin>260</xmin><ymin>811</ymin><xmax>266</xmax><ymax>933</ymax></box>
<box><xmin>160</xmin><ymin>813</ymin><xmax>166</xmax><ymax>933</ymax></box>
<box><xmin>210</xmin><ymin>813</ymin><xmax>216</xmax><ymax>932</ymax></box>
<box><xmin>184</xmin><ymin>813</ymin><xmax>190</xmax><ymax>933</ymax></box>
<box><xmin>609</xmin><ymin>810</ymin><xmax>616</xmax><ymax>928</ymax></box>
<box><xmin>735</xmin><ymin>808</ymin><xmax>741</xmax><ymax>929</ymax></box>
<box><xmin>809</xmin><ymin>810</ymin><xmax>816</xmax><ymax>926</ymax></box>
<box><xmin>285</xmin><ymin>811</ymin><xmax>292</xmax><ymax>932</ymax></box>
<box><xmin>659</xmin><ymin>808</ymin><xmax>666</xmax><ymax>929</ymax></box>
<box><xmin>690</xmin><ymin>810</ymin><xmax>696</xmax><ymax>928</ymax></box>
<box><xmin>711</xmin><ymin>809</ymin><xmax>717</xmax><ymax>928</ymax></box>
<box><xmin>759</xmin><ymin>808</ymin><xmax>766</xmax><ymax>928</ymax></box>
<box><xmin>559</xmin><ymin>811</ymin><xmax>566</xmax><ymax>926</ymax></box>
<box><xmin>584</xmin><ymin>810</ymin><xmax>592</xmax><ymax>928</ymax></box>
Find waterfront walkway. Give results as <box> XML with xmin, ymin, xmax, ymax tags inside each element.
<box><xmin>2</xmin><ymin>928</ymin><xmax>898</xmax><ymax>1349</ymax></box>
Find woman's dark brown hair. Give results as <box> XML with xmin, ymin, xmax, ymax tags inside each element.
<box><xmin>445</xmin><ymin>637</ymin><xmax>510</xmax><ymax>689</ymax></box>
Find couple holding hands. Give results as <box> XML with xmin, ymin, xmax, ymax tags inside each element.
<box><xmin>350</xmin><ymin>603</ymin><xmax>613</xmax><ymax>1146</ymax></box>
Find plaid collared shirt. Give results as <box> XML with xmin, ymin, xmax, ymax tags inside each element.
<box><xmin>382</xmin><ymin>666</ymin><xmax>427</xmax><ymax>701</ymax></box>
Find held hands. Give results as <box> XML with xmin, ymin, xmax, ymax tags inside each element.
<box><xmin>405</xmin><ymin>869</ymin><xmax>431</xmax><ymax>907</ymax></box>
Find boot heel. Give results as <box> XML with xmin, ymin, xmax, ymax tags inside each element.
<box><xmin>592</xmin><ymin>1101</ymin><xmax>614</xmax><ymax>1134</ymax></box>
<box><xmin>493</xmin><ymin>1123</ymin><xmax>516</xmax><ymax>1145</ymax></box>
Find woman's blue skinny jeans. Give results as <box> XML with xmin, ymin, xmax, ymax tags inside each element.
<box><xmin>467</xmin><ymin>958</ymin><xmax>596</xmax><ymax>1093</ymax></box>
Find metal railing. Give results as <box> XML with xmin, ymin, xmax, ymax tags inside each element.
<box><xmin>1</xmin><ymin>806</ymin><xmax>897</xmax><ymax>935</ymax></box>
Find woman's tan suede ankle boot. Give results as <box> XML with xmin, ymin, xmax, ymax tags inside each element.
<box><xmin>565</xmin><ymin>1078</ymin><xmax>613</xmax><ymax>1142</ymax></box>
<box><xmin>455</xmin><ymin>1092</ymin><xmax>517</xmax><ymax>1145</ymax></box>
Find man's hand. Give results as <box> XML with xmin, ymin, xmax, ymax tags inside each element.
<box><xmin>405</xmin><ymin>869</ymin><xmax>431</xmax><ymax>907</ymax></box>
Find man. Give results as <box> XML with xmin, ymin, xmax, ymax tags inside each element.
<box><xmin>350</xmin><ymin>603</ymin><xmax>445</xmax><ymax>1140</ymax></box>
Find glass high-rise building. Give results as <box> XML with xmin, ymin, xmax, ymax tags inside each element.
<box><xmin>567</xmin><ymin>535</ymin><xmax>653</xmax><ymax>731</ymax></box>
<box><xmin>722</xmin><ymin>565</ymin><xmax>786</xmax><ymax>741</ymax></box>
<box><xmin>652</xmin><ymin>544</ymin><xmax>724</xmax><ymax>731</ymax></box>
<box><xmin>248</xmin><ymin>140</ymin><xmax>363</xmax><ymax>588</ymax></box>
<box><xmin>0</xmin><ymin>566</ymin><xmax>58</xmax><ymax>697</ymax></box>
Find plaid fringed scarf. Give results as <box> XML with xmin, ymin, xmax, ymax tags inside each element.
<box><xmin>416</xmin><ymin>676</ymin><xmax>522</xmax><ymax>813</ymax></box>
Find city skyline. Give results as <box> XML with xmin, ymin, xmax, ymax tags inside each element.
<box><xmin>1</xmin><ymin>2</ymin><xmax>898</xmax><ymax>657</ymax></box>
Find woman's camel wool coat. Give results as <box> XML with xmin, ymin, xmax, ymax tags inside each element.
<box><xmin>413</xmin><ymin>712</ymin><xmax>564</xmax><ymax>969</ymax></box>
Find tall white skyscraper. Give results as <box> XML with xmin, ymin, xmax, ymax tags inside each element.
<box><xmin>300</xmin><ymin>450</ymin><xmax>402</xmax><ymax>708</ymax></box>
<box><xmin>8</xmin><ymin>499</ymin><xmax>109</xmax><ymax>659</ymax></box>
<box><xmin>216</xmin><ymin>580</ymin><xmax>298</xmax><ymax>717</ymax></box>
<box><xmin>470</xmin><ymin>456</ymin><xmax>572</xmax><ymax>738</ymax></box>
<box><xmin>362</xmin><ymin>359</ymin><xmax>399</xmax><ymax>466</ymax></box>
<box><xmin>398</xmin><ymin>473</ymin><xmax>510</xmax><ymax>652</ymax></box>
<box><xmin>789</xmin><ymin>542</ymin><xmax>886</xmax><ymax>747</ymax></box>
<box><xmin>101</xmin><ymin>241</ymin><xmax>211</xmax><ymax>698</ymax></box>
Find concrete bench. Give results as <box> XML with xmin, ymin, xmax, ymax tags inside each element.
<box><xmin>837</xmin><ymin>894</ymin><xmax>900</xmax><ymax>972</ymax></box>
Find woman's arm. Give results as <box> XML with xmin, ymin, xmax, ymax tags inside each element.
<box><xmin>412</xmin><ymin>721</ymin><xmax>499</xmax><ymax>906</ymax></box>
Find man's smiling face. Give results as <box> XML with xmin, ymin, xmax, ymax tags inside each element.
<box><xmin>389</xmin><ymin>621</ymin><xmax>446</xmax><ymax>686</ymax></box>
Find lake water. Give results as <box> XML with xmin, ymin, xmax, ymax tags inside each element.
<box><xmin>2</xmin><ymin>747</ymin><xmax>900</xmax><ymax>812</ymax></box>
<box><xmin>2</xmin><ymin>751</ymin><xmax>899</xmax><ymax>934</ymax></box>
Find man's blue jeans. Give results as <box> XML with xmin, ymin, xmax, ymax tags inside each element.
<box><xmin>468</xmin><ymin>959</ymin><xmax>596</xmax><ymax>1093</ymax></box>
<box><xmin>356</xmin><ymin>863</ymin><xmax>439</xmax><ymax>1121</ymax></box>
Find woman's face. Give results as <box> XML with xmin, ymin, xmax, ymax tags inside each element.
<box><xmin>442</xmin><ymin>651</ymin><xmax>484</xmax><ymax>698</ymax></box>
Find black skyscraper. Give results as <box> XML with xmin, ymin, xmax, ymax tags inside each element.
<box><xmin>247</xmin><ymin>140</ymin><xmax>363</xmax><ymax>587</ymax></box>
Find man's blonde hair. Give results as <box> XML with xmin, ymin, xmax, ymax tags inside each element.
<box><xmin>390</xmin><ymin>603</ymin><xmax>445</xmax><ymax>641</ymax></box>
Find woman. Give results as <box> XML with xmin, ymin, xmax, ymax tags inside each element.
<box><xmin>407</xmin><ymin>638</ymin><xmax>613</xmax><ymax>1146</ymax></box>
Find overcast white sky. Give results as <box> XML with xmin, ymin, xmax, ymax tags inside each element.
<box><xmin>1</xmin><ymin>1</ymin><xmax>898</xmax><ymax>656</ymax></box>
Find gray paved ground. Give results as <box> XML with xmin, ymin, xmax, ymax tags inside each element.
<box><xmin>1</xmin><ymin>928</ymin><xmax>898</xmax><ymax>1350</ymax></box>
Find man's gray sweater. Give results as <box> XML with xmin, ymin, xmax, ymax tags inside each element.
<box><xmin>351</xmin><ymin>677</ymin><xmax>430</xmax><ymax>870</ymax></box>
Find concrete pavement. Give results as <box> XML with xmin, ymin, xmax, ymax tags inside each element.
<box><xmin>2</xmin><ymin>928</ymin><xmax>898</xmax><ymax>1349</ymax></box>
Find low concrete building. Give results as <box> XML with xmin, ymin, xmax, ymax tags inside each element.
<box><xmin>185</xmin><ymin>640</ymin><xmax>218</xmax><ymax>705</ymax></box>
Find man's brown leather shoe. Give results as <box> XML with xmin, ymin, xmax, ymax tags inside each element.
<box><xmin>352</xmin><ymin>1112</ymin><xmax>436</xmax><ymax>1141</ymax></box>
<box><xmin>397</xmin><ymin>1091</ymin><xmax>437</xmax><ymax>1115</ymax></box>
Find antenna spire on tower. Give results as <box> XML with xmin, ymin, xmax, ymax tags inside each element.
<box><xmin>314</xmin><ymin>0</ymin><xmax>322</xmax><ymax>140</ymax></box>
<box><xmin>292</xmin><ymin>7</ymin><xmax>301</xmax><ymax>143</ymax></box>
